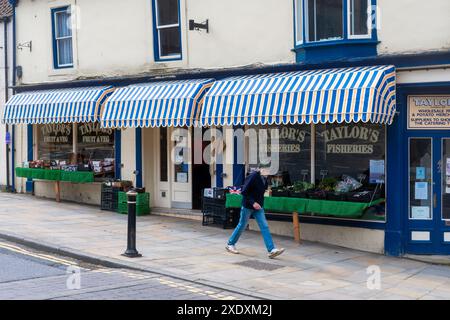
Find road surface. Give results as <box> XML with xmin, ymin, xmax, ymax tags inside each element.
<box><xmin>0</xmin><ymin>240</ymin><xmax>255</xmax><ymax>300</ymax></box>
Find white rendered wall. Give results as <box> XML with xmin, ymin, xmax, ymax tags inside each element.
<box><xmin>0</xmin><ymin>20</ymin><xmax>13</xmax><ymax>189</ymax></box>
<box><xmin>15</xmin><ymin>0</ymin><xmax>295</xmax><ymax>85</ymax></box>
<box><xmin>377</xmin><ymin>0</ymin><xmax>450</xmax><ymax>55</ymax></box>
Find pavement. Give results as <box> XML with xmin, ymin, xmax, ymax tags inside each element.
<box><xmin>1</xmin><ymin>192</ymin><xmax>450</xmax><ymax>300</ymax></box>
<box><xmin>0</xmin><ymin>240</ymin><xmax>251</xmax><ymax>300</ymax></box>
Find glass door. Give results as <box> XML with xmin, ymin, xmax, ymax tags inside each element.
<box><xmin>440</xmin><ymin>138</ymin><xmax>450</xmax><ymax>250</ymax></box>
<box><xmin>406</xmin><ymin>136</ymin><xmax>450</xmax><ymax>254</ymax></box>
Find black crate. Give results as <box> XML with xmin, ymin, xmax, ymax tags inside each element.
<box><xmin>202</xmin><ymin>208</ymin><xmax>239</xmax><ymax>229</ymax></box>
<box><xmin>201</xmin><ymin>195</ymin><xmax>239</xmax><ymax>229</ymax></box>
<box><xmin>101</xmin><ymin>184</ymin><xmax>121</xmax><ymax>212</ymax></box>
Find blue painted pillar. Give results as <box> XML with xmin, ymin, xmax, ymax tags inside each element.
<box><xmin>215</xmin><ymin>127</ymin><xmax>223</xmax><ymax>188</ymax></box>
<box><xmin>233</xmin><ymin>125</ymin><xmax>245</xmax><ymax>187</ymax></box>
<box><xmin>26</xmin><ymin>124</ymin><xmax>34</xmax><ymax>193</ymax></box>
<box><xmin>11</xmin><ymin>125</ymin><xmax>15</xmax><ymax>192</ymax></box>
<box><xmin>385</xmin><ymin>91</ymin><xmax>405</xmax><ymax>257</ymax></box>
<box><xmin>135</xmin><ymin>127</ymin><xmax>143</xmax><ymax>188</ymax></box>
<box><xmin>114</xmin><ymin>129</ymin><xmax>122</xmax><ymax>180</ymax></box>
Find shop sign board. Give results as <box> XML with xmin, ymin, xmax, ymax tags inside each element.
<box><xmin>78</xmin><ymin>122</ymin><xmax>114</xmax><ymax>144</ymax></box>
<box><xmin>40</xmin><ymin>124</ymin><xmax>73</xmax><ymax>144</ymax></box>
<box><xmin>408</xmin><ymin>95</ymin><xmax>450</xmax><ymax>129</ymax></box>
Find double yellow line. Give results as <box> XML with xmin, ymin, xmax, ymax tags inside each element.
<box><xmin>0</xmin><ymin>241</ymin><xmax>77</xmax><ymax>267</ymax></box>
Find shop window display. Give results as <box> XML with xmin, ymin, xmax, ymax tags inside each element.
<box><xmin>76</xmin><ymin>123</ymin><xmax>115</xmax><ymax>179</ymax></box>
<box><xmin>315</xmin><ymin>123</ymin><xmax>386</xmax><ymax>221</ymax></box>
<box><xmin>251</xmin><ymin>124</ymin><xmax>312</xmax><ymax>184</ymax></box>
<box><xmin>244</xmin><ymin>123</ymin><xmax>386</xmax><ymax>222</ymax></box>
<box><xmin>34</xmin><ymin>123</ymin><xmax>115</xmax><ymax>180</ymax></box>
<box><xmin>37</xmin><ymin>124</ymin><xmax>74</xmax><ymax>162</ymax></box>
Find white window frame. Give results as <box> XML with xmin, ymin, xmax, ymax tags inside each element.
<box><xmin>154</xmin><ymin>0</ymin><xmax>181</xmax><ymax>60</ymax></box>
<box><xmin>294</xmin><ymin>0</ymin><xmax>304</xmax><ymax>45</ymax></box>
<box><xmin>305</xmin><ymin>0</ymin><xmax>344</xmax><ymax>43</ymax></box>
<box><xmin>53</xmin><ymin>8</ymin><xmax>73</xmax><ymax>68</ymax></box>
<box><xmin>347</xmin><ymin>0</ymin><xmax>372</xmax><ymax>39</ymax></box>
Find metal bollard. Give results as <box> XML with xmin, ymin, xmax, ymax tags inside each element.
<box><xmin>122</xmin><ymin>189</ymin><xmax>142</xmax><ymax>258</ymax></box>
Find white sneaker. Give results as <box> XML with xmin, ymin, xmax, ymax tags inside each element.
<box><xmin>225</xmin><ymin>244</ymin><xmax>239</xmax><ymax>254</ymax></box>
<box><xmin>268</xmin><ymin>248</ymin><xmax>285</xmax><ymax>259</ymax></box>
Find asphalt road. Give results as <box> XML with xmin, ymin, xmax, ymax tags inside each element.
<box><xmin>0</xmin><ymin>240</ymin><xmax>254</xmax><ymax>300</ymax></box>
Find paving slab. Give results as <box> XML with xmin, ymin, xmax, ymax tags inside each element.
<box><xmin>1</xmin><ymin>192</ymin><xmax>449</xmax><ymax>300</ymax></box>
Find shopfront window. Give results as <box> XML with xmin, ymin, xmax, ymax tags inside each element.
<box><xmin>36</xmin><ymin>123</ymin><xmax>115</xmax><ymax>180</ymax></box>
<box><xmin>315</xmin><ymin>123</ymin><xmax>385</xmax><ymax>182</ymax></box>
<box><xmin>251</xmin><ymin>124</ymin><xmax>312</xmax><ymax>185</ymax></box>
<box><xmin>315</xmin><ymin>123</ymin><xmax>386</xmax><ymax>221</ymax></box>
<box><xmin>37</xmin><ymin>124</ymin><xmax>73</xmax><ymax>162</ymax></box>
<box><xmin>76</xmin><ymin>122</ymin><xmax>115</xmax><ymax>179</ymax></box>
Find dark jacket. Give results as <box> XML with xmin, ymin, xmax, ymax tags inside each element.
<box><xmin>241</xmin><ymin>171</ymin><xmax>268</xmax><ymax>209</ymax></box>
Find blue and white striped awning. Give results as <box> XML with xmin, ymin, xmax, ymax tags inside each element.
<box><xmin>2</xmin><ymin>86</ymin><xmax>114</xmax><ymax>124</ymax></box>
<box><xmin>101</xmin><ymin>79</ymin><xmax>214</xmax><ymax>128</ymax></box>
<box><xmin>200</xmin><ymin>65</ymin><xmax>396</xmax><ymax>126</ymax></box>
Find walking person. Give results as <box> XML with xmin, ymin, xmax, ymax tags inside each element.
<box><xmin>226</xmin><ymin>168</ymin><xmax>285</xmax><ymax>259</ymax></box>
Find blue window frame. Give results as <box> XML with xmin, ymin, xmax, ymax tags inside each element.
<box><xmin>151</xmin><ymin>0</ymin><xmax>182</xmax><ymax>62</ymax></box>
<box><xmin>51</xmin><ymin>6</ymin><xmax>73</xmax><ymax>69</ymax></box>
<box><xmin>293</xmin><ymin>0</ymin><xmax>378</xmax><ymax>62</ymax></box>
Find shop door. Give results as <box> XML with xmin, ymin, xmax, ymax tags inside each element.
<box><xmin>171</xmin><ymin>127</ymin><xmax>192</xmax><ymax>209</ymax></box>
<box><xmin>405</xmin><ymin>135</ymin><xmax>450</xmax><ymax>254</ymax></box>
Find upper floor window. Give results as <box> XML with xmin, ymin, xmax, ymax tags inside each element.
<box><xmin>348</xmin><ymin>0</ymin><xmax>370</xmax><ymax>38</ymax></box>
<box><xmin>294</xmin><ymin>0</ymin><xmax>372</xmax><ymax>45</ymax></box>
<box><xmin>152</xmin><ymin>0</ymin><xmax>182</xmax><ymax>61</ymax></box>
<box><xmin>307</xmin><ymin>0</ymin><xmax>343</xmax><ymax>42</ymax></box>
<box><xmin>51</xmin><ymin>6</ymin><xmax>73</xmax><ymax>69</ymax></box>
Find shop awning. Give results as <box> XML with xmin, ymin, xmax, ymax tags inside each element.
<box><xmin>2</xmin><ymin>86</ymin><xmax>114</xmax><ymax>124</ymax></box>
<box><xmin>200</xmin><ymin>65</ymin><xmax>396</xmax><ymax>126</ymax></box>
<box><xmin>101</xmin><ymin>79</ymin><xmax>214</xmax><ymax>128</ymax></box>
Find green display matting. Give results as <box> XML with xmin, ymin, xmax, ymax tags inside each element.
<box><xmin>16</xmin><ymin>168</ymin><xmax>94</xmax><ymax>184</ymax></box>
<box><xmin>225</xmin><ymin>193</ymin><xmax>385</xmax><ymax>219</ymax></box>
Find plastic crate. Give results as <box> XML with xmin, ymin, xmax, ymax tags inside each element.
<box><xmin>101</xmin><ymin>184</ymin><xmax>120</xmax><ymax>212</ymax></box>
<box><xmin>202</xmin><ymin>208</ymin><xmax>239</xmax><ymax>229</ymax></box>
<box><xmin>118</xmin><ymin>191</ymin><xmax>150</xmax><ymax>206</ymax></box>
<box><xmin>117</xmin><ymin>202</ymin><xmax>150</xmax><ymax>216</ymax></box>
<box><xmin>101</xmin><ymin>199</ymin><xmax>118</xmax><ymax>211</ymax></box>
<box><xmin>201</xmin><ymin>195</ymin><xmax>239</xmax><ymax>229</ymax></box>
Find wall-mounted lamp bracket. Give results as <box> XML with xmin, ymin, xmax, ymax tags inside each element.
<box><xmin>189</xmin><ymin>19</ymin><xmax>209</xmax><ymax>33</ymax></box>
<box><xmin>17</xmin><ymin>41</ymin><xmax>32</xmax><ymax>52</ymax></box>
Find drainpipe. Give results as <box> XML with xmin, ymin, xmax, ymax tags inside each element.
<box><xmin>3</xmin><ymin>17</ymin><xmax>10</xmax><ymax>190</ymax></box>
<box><xmin>9</xmin><ymin>0</ymin><xmax>17</xmax><ymax>193</ymax></box>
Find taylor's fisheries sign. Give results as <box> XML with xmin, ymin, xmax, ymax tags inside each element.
<box><xmin>408</xmin><ymin>95</ymin><xmax>450</xmax><ymax>129</ymax></box>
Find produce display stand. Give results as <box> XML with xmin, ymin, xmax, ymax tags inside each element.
<box><xmin>15</xmin><ymin>167</ymin><xmax>94</xmax><ymax>202</ymax></box>
<box><xmin>225</xmin><ymin>193</ymin><xmax>385</xmax><ymax>243</ymax></box>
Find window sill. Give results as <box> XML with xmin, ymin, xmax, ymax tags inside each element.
<box><xmin>48</xmin><ymin>66</ymin><xmax>77</xmax><ymax>78</ymax></box>
<box><xmin>293</xmin><ymin>39</ymin><xmax>380</xmax><ymax>64</ymax></box>
<box><xmin>293</xmin><ymin>39</ymin><xmax>379</xmax><ymax>51</ymax></box>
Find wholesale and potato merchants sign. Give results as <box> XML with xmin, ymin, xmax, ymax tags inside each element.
<box><xmin>408</xmin><ymin>95</ymin><xmax>450</xmax><ymax>129</ymax></box>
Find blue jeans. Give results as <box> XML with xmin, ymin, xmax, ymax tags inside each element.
<box><xmin>228</xmin><ymin>207</ymin><xmax>275</xmax><ymax>252</ymax></box>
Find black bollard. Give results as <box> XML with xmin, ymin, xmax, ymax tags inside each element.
<box><xmin>122</xmin><ymin>189</ymin><xmax>142</xmax><ymax>258</ymax></box>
